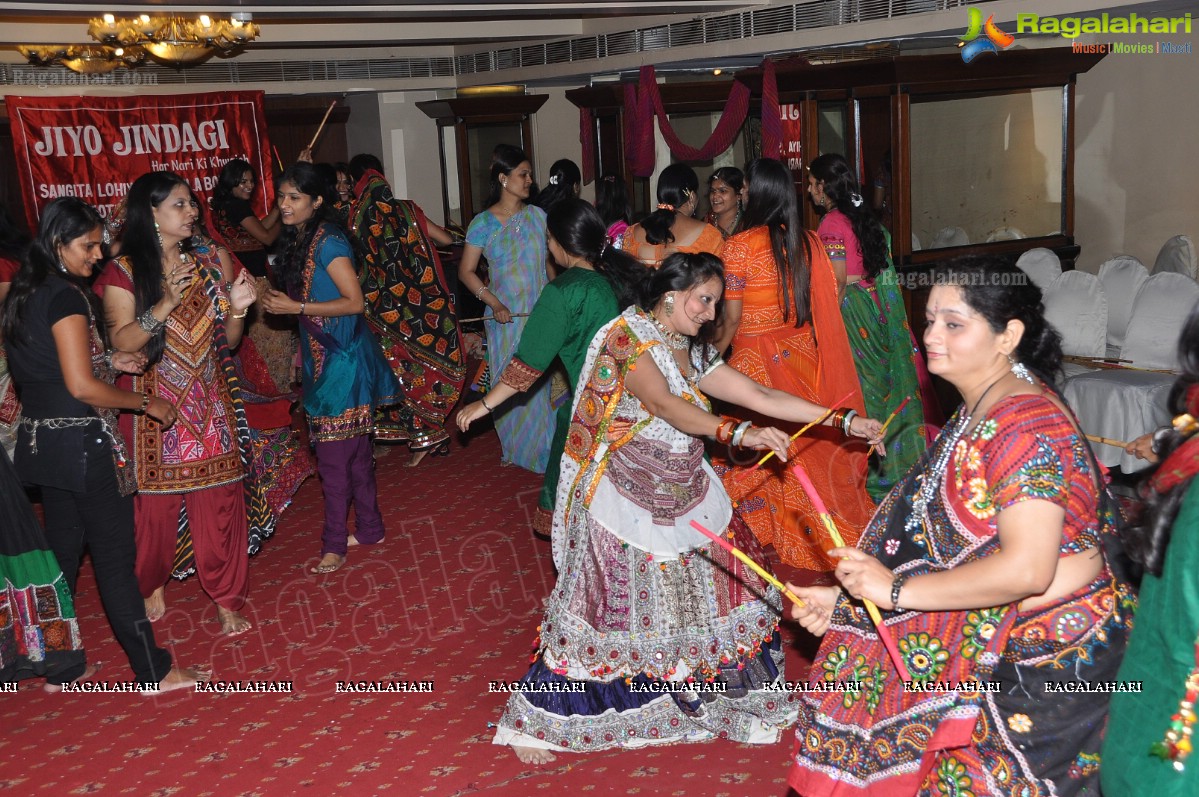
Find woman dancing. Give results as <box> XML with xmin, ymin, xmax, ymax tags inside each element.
<box><xmin>621</xmin><ymin>163</ymin><xmax>723</xmax><ymax>268</ymax></box>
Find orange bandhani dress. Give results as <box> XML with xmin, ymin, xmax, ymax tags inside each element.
<box><xmin>715</xmin><ymin>226</ymin><xmax>875</xmax><ymax>571</ymax></box>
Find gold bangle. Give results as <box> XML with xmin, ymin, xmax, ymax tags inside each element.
<box><xmin>299</xmin><ymin>302</ymin><xmax>306</xmax><ymax>316</ymax></box>
<box><xmin>139</xmin><ymin>392</ymin><xmax>151</xmax><ymax>413</ymax></box>
<box><xmin>231</xmin><ymin>310</ymin><xmax>248</xmax><ymax>320</ymax></box>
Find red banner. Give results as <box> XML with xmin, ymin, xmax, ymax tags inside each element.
<box><xmin>781</xmin><ymin>102</ymin><xmax>803</xmax><ymax>179</ymax></box>
<box><xmin>4</xmin><ymin>91</ymin><xmax>273</xmax><ymax>230</ymax></box>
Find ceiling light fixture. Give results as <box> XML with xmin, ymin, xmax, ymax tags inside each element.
<box><xmin>87</xmin><ymin>13</ymin><xmax>261</xmax><ymax>67</ymax></box>
<box><xmin>18</xmin><ymin>43</ymin><xmax>146</xmax><ymax>75</ymax></box>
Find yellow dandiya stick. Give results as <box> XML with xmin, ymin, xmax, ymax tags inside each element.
<box><xmin>1086</xmin><ymin>434</ymin><xmax>1129</xmax><ymax>448</ymax></box>
<box><xmin>737</xmin><ymin>389</ymin><xmax>855</xmax><ymax>479</ymax></box>
<box><xmin>879</xmin><ymin>396</ymin><xmax>912</xmax><ymax>436</ymax></box>
<box><xmin>307</xmin><ymin>100</ymin><xmax>338</xmax><ymax>150</ymax></box>
<box><xmin>271</xmin><ymin>145</ymin><xmax>285</xmax><ymax>172</ymax></box>
<box><xmin>791</xmin><ymin>464</ymin><xmax>914</xmax><ymax>683</ymax></box>
<box><xmin>690</xmin><ymin>520</ymin><xmax>805</xmax><ymax>608</ymax></box>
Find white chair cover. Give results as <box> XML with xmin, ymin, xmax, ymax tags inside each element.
<box><xmin>1043</xmin><ymin>271</ymin><xmax>1107</xmax><ymax>358</ymax></box>
<box><xmin>1097</xmin><ymin>256</ymin><xmax>1149</xmax><ymax>358</ymax></box>
<box><xmin>930</xmin><ymin>226</ymin><xmax>969</xmax><ymax>249</ymax></box>
<box><xmin>1120</xmin><ymin>272</ymin><xmax>1199</xmax><ymax>369</ymax></box>
<box><xmin>1063</xmin><ymin>369</ymin><xmax>1174</xmax><ymax>473</ymax></box>
<box><xmin>1015</xmin><ymin>248</ymin><xmax>1061</xmax><ymax>291</ymax></box>
<box><xmin>911</xmin><ymin>232</ymin><xmax>921</xmax><ymax>252</ymax></box>
<box><xmin>985</xmin><ymin>226</ymin><xmax>1026</xmax><ymax>242</ymax></box>
<box><xmin>1152</xmin><ymin>234</ymin><xmax>1198</xmax><ymax>279</ymax></box>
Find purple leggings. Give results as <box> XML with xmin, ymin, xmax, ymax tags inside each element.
<box><xmin>314</xmin><ymin>435</ymin><xmax>385</xmax><ymax>555</ymax></box>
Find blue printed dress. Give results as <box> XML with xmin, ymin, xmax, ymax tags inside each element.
<box><xmin>466</xmin><ymin>205</ymin><xmax>556</xmax><ymax>473</ymax></box>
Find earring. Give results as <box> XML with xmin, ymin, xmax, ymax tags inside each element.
<box><xmin>664</xmin><ymin>293</ymin><xmax>675</xmax><ymax>317</ymax></box>
<box><xmin>1008</xmin><ymin>354</ymin><xmax>1033</xmax><ymax>383</ymax></box>
<box><xmin>55</xmin><ymin>259</ymin><xmax>69</xmax><ymax>275</ymax></box>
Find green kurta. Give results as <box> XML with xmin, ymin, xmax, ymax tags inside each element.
<box><xmin>1102</xmin><ymin>478</ymin><xmax>1199</xmax><ymax>796</ymax></box>
<box><xmin>499</xmin><ymin>266</ymin><xmax>620</xmax><ymax>522</ymax></box>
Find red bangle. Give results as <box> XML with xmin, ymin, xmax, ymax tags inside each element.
<box><xmin>715</xmin><ymin>417</ymin><xmax>738</xmax><ymax>445</ymax></box>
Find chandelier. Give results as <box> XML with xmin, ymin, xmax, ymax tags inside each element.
<box><xmin>88</xmin><ymin>13</ymin><xmax>261</xmax><ymax>66</ymax></box>
<box><xmin>18</xmin><ymin>44</ymin><xmax>146</xmax><ymax>75</ymax></box>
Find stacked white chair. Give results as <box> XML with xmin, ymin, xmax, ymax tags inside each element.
<box><xmin>930</xmin><ymin>226</ymin><xmax>969</xmax><ymax>249</ymax></box>
<box><xmin>1064</xmin><ymin>272</ymin><xmax>1199</xmax><ymax>473</ymax></box>
<box><xmin>1015</xmin><ymin>247</ymin><xmax>1062</xmax><ymax>291</ymax></box>
<box><xmin>985</xmin><ymin>226</ymin><xmax>1026</xmax><ymax>242</ymax></box>
<box><xmin>1096</xmin><ymin>256</ymin><xmax>1149</xmax><ymax>359</ymax></box>
<box><xmin>1152</xmin><ymin>234</ymin><xmax>1198</xmax><ymax>280</ymax></box>
<box><xmin>1042</xmin><ymin>270</ymin><xmax>1106</xmax><ymax>379</ymax></box>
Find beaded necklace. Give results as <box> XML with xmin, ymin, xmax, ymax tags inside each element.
<box><xmin>649</xmin><ymin>312</ymin><xmax>689</xmax><ymax>351</ymax></box>
<box><xmin>906</xmin><ymin>374</ymin><xmax>1007</xmax><ymax>535</ymax></box>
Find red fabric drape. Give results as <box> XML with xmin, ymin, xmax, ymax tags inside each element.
<box><xmin>592</xmin><ymin>58</ymin><xmax>784</xmax><ymax>178</ymax></box>
<box><xmin>760</xmin><ymin>59</ymin><xmax>782</xmax><ymax>160</ymax></box>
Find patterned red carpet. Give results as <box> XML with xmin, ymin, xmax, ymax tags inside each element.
<box><xmin>0</xmin><ymin>429</ymin><xmax>819</xmax><ymax>796</ymax></box>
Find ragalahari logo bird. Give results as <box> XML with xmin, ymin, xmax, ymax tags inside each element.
<box><xmin>959</xmin><ymin>8</ymin><xmax>1015</xmax><ymax>63</ymax></box>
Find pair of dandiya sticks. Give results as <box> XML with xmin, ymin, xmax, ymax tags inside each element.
<box><xmin>689</xmin><ymin>392</ymin><xmax>915</xmax><ymax>681</ymax></box>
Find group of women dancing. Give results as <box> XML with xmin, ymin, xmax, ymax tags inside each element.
<box><xmin>447</xmin><ymin>148</ymin><xmax>1175</xmax><ymax>797</ymax></box>
<box><xmin>5</xmin><ymin>140</ymin><xmax>1198</xmax><ymax>795</ymax></box>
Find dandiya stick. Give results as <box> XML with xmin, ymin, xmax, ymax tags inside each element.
<box><xmin>879</xmin><ymin>396</ymin><xmax>912</xmax><ymax>436</ymax></box>
<box><xmin>271</xmin><ymin>145</ymin><xmax>284</xmax><ymax>172</ymax></box>
<box><xmin>307</xmin><ymin>100</ymin><xmax>338</xmax><ymax>150</ymax></box>
<box><xmin>457</xmin><ymin>312</ymin><xmax>530</xmax><ymax>323</ymax></box>
<box><xmin>690</xmin><ymin>520</ymin><xmax>805</xmax><ymax>608</ymax></box>
<box><xmin>1086</xmin><ymin>434</ymin><xmax>1129</xmax><ymax>448</ymax></box>
<box><xmin>736</xmin><ymin>389</ymin><xmax>854</xmax><ymax>479</ymax></box>
<box><xmin>791</xmin><ymin>464</ymin><xmax>913</xmax><ymax>683</ymax></box>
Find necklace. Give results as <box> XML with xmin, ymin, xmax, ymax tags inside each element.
<box><xmin>905</xmin><ymin>373</ymin><xmax>1008</xmax><ymax>535</ymax></box>
<box><xmin>649</xmin><ymin>312</ymin><xmax>689</xmax><ymax>351</ymax></box>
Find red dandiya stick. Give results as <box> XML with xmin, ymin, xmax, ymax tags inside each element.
<box><xmin>879</xmin><ymin>396</ymin><xmax>912</xmax><ymax>436</ymax></box>
<box><xmin>690</xmin><ymin>520</ymin><xmax>805</xmax><ymax>608</ymax></box>
<box><xmin>736</xmin><ymin>389</ymin><xmax>855</xmax><ymax>480</ymax></box>
<box><xmin>791</xmin><ymin>465</ymin><xmax>913</xmax><ymax>682</ymax></box>
<box><xmin>271</xmin><ymin>145</ymin><xmax>285</xmax><ymax>172</ymax></box>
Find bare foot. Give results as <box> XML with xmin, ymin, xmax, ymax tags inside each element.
<box><xmin>310</xmin><ymin>553</ymin><xmax>346</xmax><ymax>574</ymax></box>
<box><xmin>217</xmin><ymin>606</ymin><xmax>252</xmax><ymax>636</ymax></box>
<box><xmin>144</xmin><ymin>586</ymin><xmax>166</xmax><ymax>622</ymax></box>
<box><xmin>407</xmin><ymin>449</ymin><xmax>429</xmax><ymax>467</ymax></box>
<box><xmin>44</xmin><ymin>661</ymin><xmax>103</xmax><ymax>693</ymax></box>
<box><xmin>512</xmin><ymin>745</ymin><xmax>557</xmax><ymax>765</ymax></box>
<box><xmin>347</xmin><ymin>534</ymin><xmax>360</xmax><ymax>548</ymax></box>
<box><xmin>155</xmin><ymin>665</ymin><xmax>212</xmax><ymax>694</ymax></box>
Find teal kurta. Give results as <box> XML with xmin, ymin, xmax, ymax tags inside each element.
<box><xmin>497</xmin><ymin>266</ymin><xmax>619</xmax><ymax>528</ymax></box>
<box><xmin>1102</xmin><ymin>478</ymin><xmax>1199</xmax><ymax>796</ymax></box>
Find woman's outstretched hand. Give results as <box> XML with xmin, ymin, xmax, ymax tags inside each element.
<box><xmin>849</xmin><ymin>416</ymin><xmax>886</xmax><ymax>457</ymax></box>
<box><xmin>786</xmin><ymin>583</ymin><xmax>840</xmax><ymax>637</ymax></box>
<box><xmin>456</xmin><ymin>400</ymin><xmax>490</xmax><ymax>432</ymax></box>
<box><xmin>145</xmin><ymin>396</ymin><xmax>178</xmax><ymax>429</ymax></box>
<box><xmin>111</xmin><ymin>351</ymin><xmax>147</xmax><ymax>375</ymax></box>
<box><xmin>741</xmin><ymin>425</ymin><xmax>791</xmax><ymax>460</ymax></box>
<box><xmin>228</xmin><ymin>269</ymin><xmax>258</xmax><ymax>314</ymax></box>
<box><xmin>829</xmin><ymin>547</ymin><xmax>896</xmax><ymax>608</ymax></box>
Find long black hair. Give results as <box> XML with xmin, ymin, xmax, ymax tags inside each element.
<box><xmin>0</xmin><ymin>200</ymin><xmax>30</xmax><ymax>264</ymax></box>
<box><xmin>1124</xmin><ymin>303</ymin><xmax>1199</xmax><ymax>576</ymax></box>
<box><xmin>595</xmin><ymin>173</ymin><xmax>630</xmax><ymax>230</ymax></box>
<box><xmin>546</xmin><ymin>199</ymin><xmax>647</xmax><ymax>309</ymax></box>
<box><xmin>275</xmin><ymin>162</ymin><xmax>338</xmax><ymax>295</ymax></box>
<box><xmin>639</xmin><ymin>251</ymin><xmax>725</xmax><ymax>367</ymax></box>
<box><xmin>641</xmin><ymin>163</ymin><xmax>698</xmax><ymax>246</ymax></box>
<box><xmin>740</xmin><ymin>158</ymin><xmax>812</xmax><ymax>327</ymax></box>
<box><xmin>2</xmin><ymin>197</ymin><xmax>105</xmax><ymax>345</ymax></box>
<box><xmin>531</xmin><ymin>159</ymin><xmax>581</xmax><ymax>214</ymax></box>
<box><xmin>809</xmin><ymin>153</ymin><xmax>889</xmax><ymax>281</ymax></box>
<box><xmin>211</xmin><ymin>158</ymin><xmax>252</xmax><ymax>211</ymax></box>
<box><xmin>485</xmin><ymin>144</ymin><xmax>530</xmax><ymax>207</ymax></box>
<box><xmin>934</xmin><ymin>256</ymin><xmax>1064</xmax><ymax>382</ymax></box>
<box><xmin>122</xmin><ymin>171</ymin><xmax>193</xmax><ymax>365</ymax></box>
